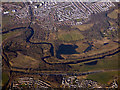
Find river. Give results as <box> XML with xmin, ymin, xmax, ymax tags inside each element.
<box><xmin>1</xmin><ymin>4</ymin><xmax>120</xmax><ymax>66</ymax></box>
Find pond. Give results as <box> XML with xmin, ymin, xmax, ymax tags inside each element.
<box><xmin>103</xmin><ymin>43</ymin><xmax>109</xmax><ymax>45</ymax></box>
<box><xmin>83</xmin><ymin>44</ymin><xmax>93</xmax><ymax>53</ymax></box>
<box><xmin>56</xmin><ymin>44</ymin><xmax>79</xmax><ymax>59</ymax></box>
<box><xmin>84</xmin><ymin>60</ymin><xmax>98</xmax><ymax>65</ymax></box>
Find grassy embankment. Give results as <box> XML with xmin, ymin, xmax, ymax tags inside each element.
<box><xmin>10</xmin><ymin>52</ymin><xmax>39</xmax><ymax>69</ymax></box>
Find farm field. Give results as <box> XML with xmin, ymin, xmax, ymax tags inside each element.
<box><xmin>58</xmin><ymin>30</ymin><xmax>84</xmax><ymax>41</ymax></box>
<box><xmin>86</xmin><ymin>71</ymin><xmax>119</xmax><ymax>84</ymax></box>
<box><xmin>107</xmin><ymin>9</ymin><xmax>119</xmax><ymax>19</ymax></box>
<box><xmin>69</xmin><ymin>52</ymin><xmax>119</xmax><ymax>72</ymax></box>
<box><xmin>72</xmin><ymin>23</ymin><xmax>94</xmax><ymax>31</ymax></box>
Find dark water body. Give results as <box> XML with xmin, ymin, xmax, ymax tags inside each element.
<box><xmin>63</xmin><ymin>49</ymin><xmax>120</xmax><ymax>65</ymax></box>
<box><xmin>3</xmin><ymin>25</ymin><xmax>120</xmax><ymax>66</ymax></box>
<box><xmin>2</xmin><ymin>26</ymin><xmax>54</xmax><ymax>65</ymax></box>
<box><xmin>113</xmin><ymin>41</ymin><xmax>120</xmax><ymax>44</ymax></box>
<box><xmin>26</xmin><ymin>27</ymin><xmax>54</xmax><ymax>56</ymax></box>
<box><xmin>2</xmin><ymin>26</ymin><xmax>120</xmax><ymax>66</ymax></box>
<box><xmin>1</xmin><ymin>27</ymin><xmax>26</xmax><ymax>34</ymax></box>
<box><xmin>84</xmin><ymin>60</ymin><xmax>98</xmax><ymax>65</ymax></box>
<box><xmin>56</xmin><ymin>44</ymin><xmax>79</xmax><ymax>59</ymax></box>
<box><xmin>41</xmin><ymin>48</ymin><xmax>120</xmax><ymax>65</ymax></box>
<box><xmin>103</xmin><ymin>43</ymin><xmax>109</xmax><ymax>45</ymax></box>
<box><xmin>15</xmin><ymin>27</ymin><xmax>53</xmax><ymax>56</ymax></box>
<box><xmin>2</xmin><ymin>26</ymin><xmax>120</xmax><ymax>90</ymax></box>
<box><xmin>84</xmin><ymin>44</ymin><xmax>93</xmax><ymax>53</ymax></box>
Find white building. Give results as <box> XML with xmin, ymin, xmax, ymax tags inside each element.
<box><xmin>12</xmin><ymin>10</ymin><xmax>16</xmax><ymax>13</ymax></box>
<box><xmin>3</xmin><ymin>11</ymin><xmax>9</xmax><ymax>14</ymax></box>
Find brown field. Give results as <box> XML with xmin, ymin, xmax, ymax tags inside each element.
<box><xmin>107</xmin><ymin>9</ymin><xmax>119</xmax><ymax>19</ymax></box>
<box><xmin>72</xmin><ymin>23</ymin><xmax>94</xmax><ymax>31</ymax></box>
<box><xmin>10</xmin><ymin>52</ymin><xmax>39</xmax><ymax>69</ymax></box>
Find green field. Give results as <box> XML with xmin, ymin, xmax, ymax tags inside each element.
<box><xmin>87</xmin><ymin>71</ymin><xmax>119</xmax><ymax>84</ymax></box>
<box><xmin>2</xmin><ymin>72</ymin><xmax>9</xmax><ymax>86</ymax></box>
<box><xmin>69</xmin><ymin>52</ymin><xmax>119</xmax><ymax>72</ymax></box>
<box><xmin>58</xmin><ymin>30</ymin><xmax>84</xmax><ymax>41</ymax></box>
